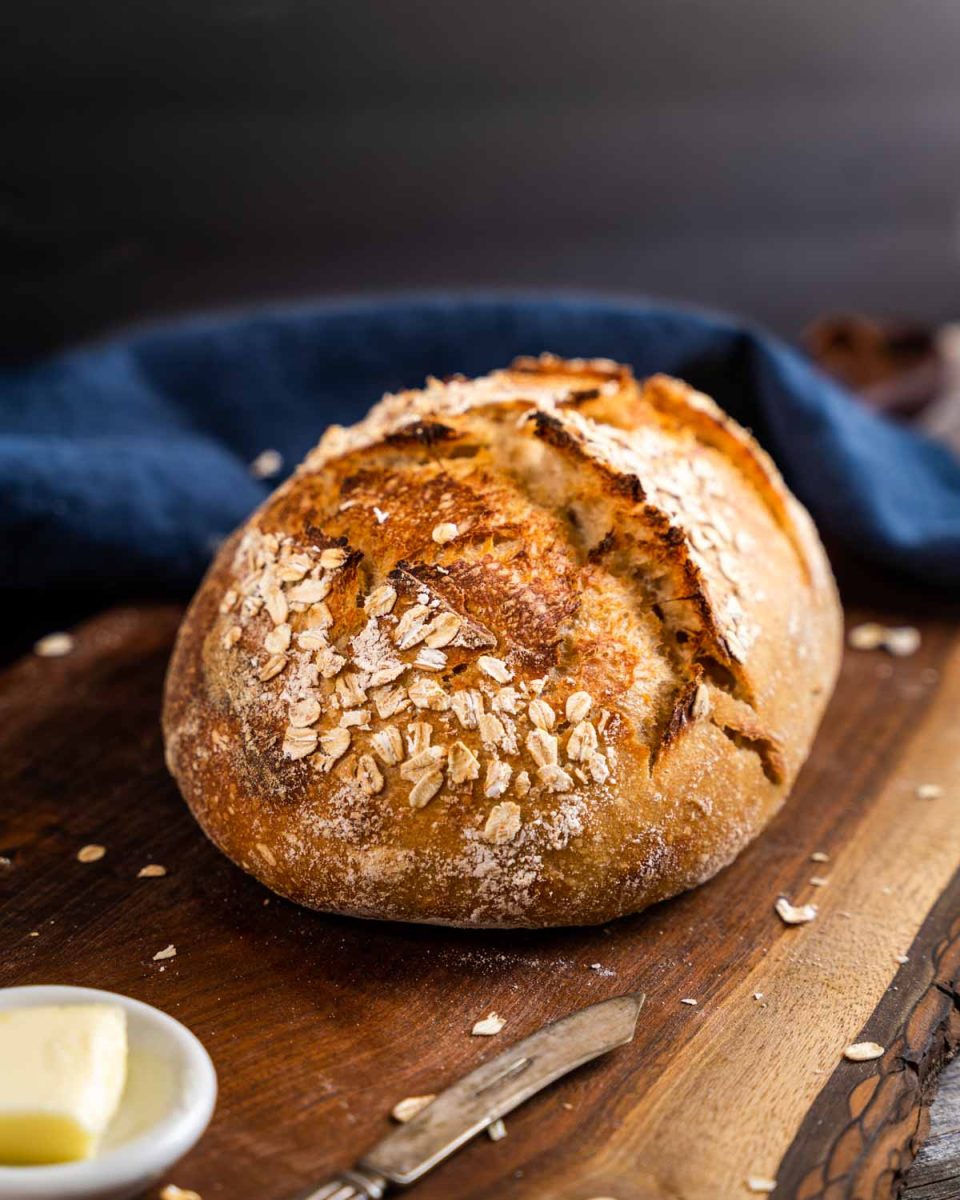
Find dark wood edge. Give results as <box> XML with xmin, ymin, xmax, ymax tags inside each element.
<box><xmin>776</xmin><ymin>868</ymin><xmax>960</xmax><ymax>1200</ymax></box>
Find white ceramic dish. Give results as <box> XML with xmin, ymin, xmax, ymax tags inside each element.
<box><xmin>0</xmin><ymin>985</ymin><xmax>217</xmax><ymax>1200</ymax></box>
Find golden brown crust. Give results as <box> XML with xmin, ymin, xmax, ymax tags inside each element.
<box><xmin>162</xmin><ymin>356</ymin><xmax>842</xmax><ymax>927</ymax></box>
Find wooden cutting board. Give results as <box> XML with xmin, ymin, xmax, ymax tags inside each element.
<box><xmin>2</xmin><ymin>600</ymin><xmax>959</xmax><ymax>1200</ymax></box>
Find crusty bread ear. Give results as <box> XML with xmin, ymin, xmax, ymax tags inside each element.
<box><xmin>162</xmin><ymin>355</ymin><xmax>842</xmax><ymax>927</ymax></box>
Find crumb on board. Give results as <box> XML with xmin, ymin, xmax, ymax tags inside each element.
<box><xmin>138</xmin><ymin>864</ymin><xmax>167</xmax><ymax>878</ymax></box>
<box><xmin>746</xmin><ymin>1178</ymin><xmax>777</xmax><ymax>1194</ymax></box>
<box><xmin>472</xmin><ymin>1012</ymin><xmax>506</xmax><ymax>1036</ymax></box>
<box><xmin>810</xmin><ymin>851</ymin><xmax>829</xmax><ymax>863</ymax></box>
<box><xmin>153</xmin><ymin>944</ymin><xmax>177</xmax><ymax>962</ymax></box>
<box><xmin>34</xmin><ymin>631</ymin><xmax>75</xmax><ymax>657</ymax></box>
<box><xmin>487</xmin><ymin>1117</ymin><xmax>507</xmax><ymax>1141</ymax></box>
<box><xmin>847</xmin><ymin>622</ymin><xmax>920</xmax><ymax>656</ymax></box>
<box><xmin>843</xmin><ymin>1041</ymin><xmax>884</xmax><ymax>1062</ymax></box>
<box><xmin>680</xmin><ymin>998</ymin><xmax>698</xmax><ymax>1006</ymax></box>
<box><xmin>775</xmin><ymin>897</ymin><xmax>817</xmax><ymax>926</ymax></box>
<box><xmin>160</xmin><ymin>1187</ymin><xmax>202</xmax><ymax>1200</ymax></box>
<box><xmin>77</xmin><ymin>844</ymin><xmax>106</xmax><ymax>863</ymax></box>
<box><xmin>391</xmin><ymin>1094</ymin><xmax>436</xmax><ymax>1123</ymax></box>
<box><xmin>916</xmin><ymin>783</ymin><xmax>943</xmax><ymax>800</ymax></box>
<box><xmin>249</xmin><ymin>449</ymin><xmax>283</xmax><ymax>479</ymax></box>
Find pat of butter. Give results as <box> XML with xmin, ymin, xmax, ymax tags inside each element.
<box><xmin>0</xmin><ymin>1004</ymin><xmax>127</xmax><ymax>1165</ymax></box>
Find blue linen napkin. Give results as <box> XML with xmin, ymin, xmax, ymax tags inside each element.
<box><xmin>2</xmin><ymin>295</ymin><xmax>958</xmax><ymax>594</ymax></box>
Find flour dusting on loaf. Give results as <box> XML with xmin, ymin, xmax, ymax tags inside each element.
<box><xmin>163</xmin><ymin>355</ymin><xmax>842</xmax><ymax>927</ymax></box>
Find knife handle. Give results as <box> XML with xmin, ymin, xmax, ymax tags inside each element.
<box><xmin>295</xmin><ymin>1165</ymin><xmax>390</xmax><ymax>1200</ymax></box>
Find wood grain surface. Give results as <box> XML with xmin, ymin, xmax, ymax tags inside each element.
<box><xmin>1</xmin><ymin>601</ymin><xmax>959</xmax><ymax>1200</ymax></box>
<box><xmin>904</xmin><ymin>1059</ymin><xmax>960</xmax><ymax>1199</ymax></box>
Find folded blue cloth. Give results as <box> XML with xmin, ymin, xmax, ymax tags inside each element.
<box><xmin>3</xmin><ymin>295</ymin><xmax>958</xmax><ymax>593</ymax></box>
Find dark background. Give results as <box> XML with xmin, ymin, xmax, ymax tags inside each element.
<box><xmin>5</xmin><ymin>0</ymin><xmax>960</xmax><ymax>358</ymax></box>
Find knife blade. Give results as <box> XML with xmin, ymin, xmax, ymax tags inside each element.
<box><xmin>297</xmin><ymin>992</ymin><xmax>644</xmax><ymax>1200</ymax></box>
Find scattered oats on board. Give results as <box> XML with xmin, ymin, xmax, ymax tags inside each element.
<box><xmin>809</xmin><ymin>876</ymin><xmax>829</xmax><ymax>887</ymax></box>
<box><xmin>885</xmin><ymin>626</ymin><xmax>921</xmax><ymax>656</ymax></box>
<box><xmin>847</xmin><ymin>622</ymin><xmax>885</xmax><ymax>651</ymax></box>
<box><xmin>753</xmin><ymin>992</ymin><xmax>764</xmax><ymax>1002</ymax></box>
<box><xmin>775</xmin><ymin>897</ymin><xmax>817</xmax><ymax>926</ymax></box>
<box><xmin>895</xmin><ymin>954</ymin><xmax>909</xmax><ymax>965</ymax></box>
<box><xmin>810</xmin><ymin>851</ymin><xmax>830</xmax><ymax>863</ymax></box>
<box><xmin>249</xmin><ymin>448</ymin><xmax>283</xmax><ymax>479</ymax></box>
<box><xmin>138</xmin><ymin>864</ymin><xmax>167</xmax><ymax>878</ymax></box>
<box><xmin>680</xmin><ymin>998</ymin><xmax>698</xmax><ymax>1006</ymax></box>
<box><xmin>916</xmin><ymin>783</ymin><xmax>943</xmax><ymax>800</ymax></box>
<box><xmin>844</xmin><ymin>1041</ymin><xmax>884</xmax><ymax>1062</ymax></box>
<box><xmin>487</xmin><ymin>1117</ymin><xmax>507</xmax><ymax>1142</ymax></box>
<box><xmin>34</xmin><ymin>631</ymin><xmax>75</xmax><ymax>657</ymax></box>
<box><xmin>77</xmin><ymin>844</ymin><xmax>106</xmax><ymax>864</ymax></box>
<box><xmin>391</xmin><ymin>1094</ymin><xmax>436</xmax><ymax>1123</ymax></box>
<box><xmin>848</xmin><ymin>622</ymin><xmax>920</xmax><ymax>656</ymax></box>
<box><xmin>746</xmin><ymin>1178</ymin><xmax>777</xmax><ymax>1194</ymax></box>
<box><xmin>153</xmin><ymin>944</ymin><xmax>177</xmax><ymax>962</ymax></box>
<box><xmin>472</xmin><ymin>1012</ymin><xmax>505</xmax><ymax>1036</ymax></box>
<box><xmin>160</xmin><ymin>1187</ymin><xmax>202</xmax><ymax>1200</ymax></box>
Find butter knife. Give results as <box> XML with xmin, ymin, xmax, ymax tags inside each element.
<box><xmin>295</xmin><ymin>992</ymin><xmax>644</xmax><ymax>1200</ymax></box>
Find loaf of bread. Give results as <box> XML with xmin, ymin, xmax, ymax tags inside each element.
<box><xmin>163</xmin><ymin>355</ymin><xmax>842</xmax><ymax>927</ymax></box>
